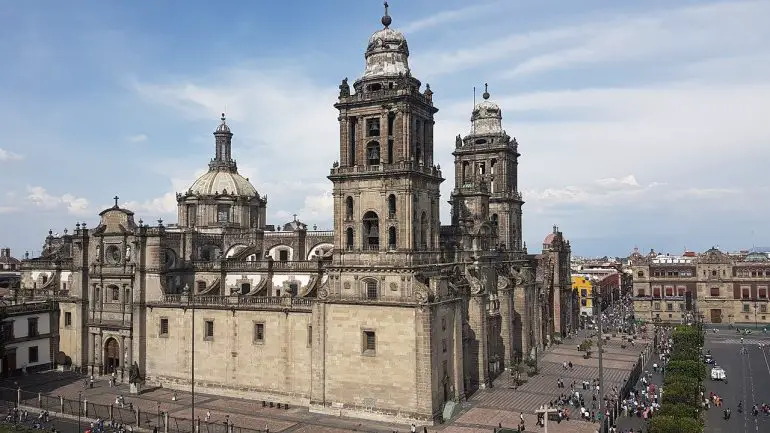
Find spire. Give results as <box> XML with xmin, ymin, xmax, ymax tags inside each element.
<box><xmin>210</xmin><ymin>113</ymin><xmax>237</xmax><ymax>172</ymax></box>
<box><xmin>382</xmin><ymin>1</ymin><xmax>392</xmax><ymax>28</ymax></box>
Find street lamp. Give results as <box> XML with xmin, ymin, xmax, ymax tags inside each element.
<box><xmin>77</xmin><ymin>390</ymin><xmax>82</xmax><ymax>433</ymax></box>
<box><xmin>591</xmin><ymin>281</ymin><xmax>606</xmax><ymax>431</ymax></box>
<box><xmin>187</xmin><ymin>285</ymin><xmax>196</xmax><ymax>429</ymax></box>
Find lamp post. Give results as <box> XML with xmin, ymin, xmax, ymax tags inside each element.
<box><xmin>184</xmin><ymin>284</ymin><xmax>196</xmax><ymax>432</ymax></box>
<box><xmin>592</xmin><ymin>282</ymin><xmax>606</xmax><ymax>432</ymax></box>
<box><xmin>77</xmin><ymin>390</ymin><xmax>82</xmax><ymax>433</ymax></box>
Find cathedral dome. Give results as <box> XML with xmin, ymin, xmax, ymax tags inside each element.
<box><xmin>362</xmin><ymin>3</ymin><xmax>411</xmax><ymax>79</ymax></box>
<box><xmin>188</xmin><ymin>170</ymin><xmax>258</xmax><ymax>197</ymax></box>
<box><xmin>470</xmin><ymin>84</ymin><xmax>503</xmax><ymax>135</ymax></box>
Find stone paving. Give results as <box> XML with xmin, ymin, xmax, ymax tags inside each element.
<box><xmin>2</xmin><ymin>329</ymin><xmax>650</xmax><ymax>433</ymax></box>
<box><xmin>428</xmin><ymin>329</ymin><xmax>653</xmax><ymax>433</ymax></box>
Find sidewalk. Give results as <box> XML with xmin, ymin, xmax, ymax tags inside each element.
<box><xmin>431</xmin><ymin>326</ymin><xmax>653</xmax><ymax>433</ymax></box>
<box><xmin>614</xmin><ymin>347</ymin><xmax>662</xmax><ymax>432</ymax></box>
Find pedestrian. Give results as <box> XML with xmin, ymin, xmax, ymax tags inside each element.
<box><xmin>410</xmin><ymin>423</ymin><xmax>416</xmax><ymax>433</ymax></box>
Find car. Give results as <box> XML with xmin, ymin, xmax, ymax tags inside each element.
<box><xmin>711</xmin><ymin>366</ymin><xmax>726</xmax><ymax>381</ymax></box>
<box><xmin>704</xmin><ymin>354</ymin><xmax>714</xmax><ymax>364</ymax></box>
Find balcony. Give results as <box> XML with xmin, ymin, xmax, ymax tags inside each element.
<box><xmin>329</xmin><ymin>161</ymin><xmax>442</xmax><ymax>178</ymax></box>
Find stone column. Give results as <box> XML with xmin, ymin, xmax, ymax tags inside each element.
<box><xmin>88</xmin><ymin>333</ymin><xmax>96</xmax><ymax>369</ymax></box>
<box><xmin>498</xmin><ymin>288</ymin><xmax>515</xmax><ymax>369</ymax></box>
<box><xmin>513</xmin><ymin>285</ymin><xmax>528</xmax><ymax>359</ymax></box>
<box><xmin>468</xmin><ymin>294</ymin><xmax>489</xmax><ymax>389</ymax></box>
<box><xmin>452</xmin><ymin>302</ymin><xmax>465</xmax><ymax>401</ymax></box>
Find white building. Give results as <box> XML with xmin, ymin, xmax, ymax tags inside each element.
<box><xmin>1</xmin><ymin>301</ymin><xmax>58</xmax><ymax>377</ymax></box>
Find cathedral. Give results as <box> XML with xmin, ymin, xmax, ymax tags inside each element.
<box><xmin>15</xmin><ymin>5</ymin><xmax>574</xmax><ymax>424</ymax></box>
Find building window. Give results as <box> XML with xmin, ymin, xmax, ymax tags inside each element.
<box><xmin>580</xmin><ymin>289</ymin><xmax>587</xmax><ymax>297</ymax></box>
<box><xmin>0</xmin><ymin>322</ymin><xmax>12</xmax><ymax>340</ymax></box>
<box><xmin>28</xmin><ymin>318</ymin><xmax>39</xmax><ymax>337</ymax></box>
<box><xmin>254</xmin><ymin>323</ymin><xmax>265</xmax><ymax>344</ymax></box>
<box><xmin>28</xmin><ymin>346</ymin><xmax>39</xmax><ymax>364</ymax></box>
<box><xmin>742</xmin><ymin>287</ymin><xmax>750</xmax><ymax>299</ymax></box>
<box><xmin>366</xmin><ymin>141</ymin><xmax>380</xmax><ymax>166</ymax></box>
<box><xmin>442</xmin><ymin>339</ymin><xmax>447</xmax><ymax>353</ymax></box>
<box><xmin>666</xmin><ymin>303</ymin><xmax>673</xmax><ymax>311</ymax></box>
<box><xmin>217</xmin><ymin>204</ymin><xmax>230</xmax><ymax>223</ymax></box>
<box><xmin>636</xmin><ymin>289</ymin><xmax>646</xmax><ymax>297</ymax></box>
<box><xmin>388</xmin><ymin>226</ymin><xmax>397</xmax><ymax>250</ymax></box>
<box><xmin>204</xmin><ymin>320</ymin><xmax>214</xmax><ymax>340</ymax></box>
<box><xmin>112</xmin><ymin>287</ymin><xmax>120</xmax><ymax>301</ymax></box>
<box><xmin>665</xmin><ymin>287</ymin><xmax>673</xmax><ymax>297</ymax></box>
<box><xmin>307</xmin><ymin>325</ymin><xmax>313</xmax><ymax>347</ymax></box>
<box><xmin>197</xmin><ymin>281</ymin><xmax>206</xmax><ymax>292</ymax></box>
<box><xmin>288</xmin><ymin>283</ymin><xmax>298</xmax><ymax>297</ymax></box>
<box><xmin>365</xmin><ymin>280</ymin><xmax>378</xmax><ymax>300</ymax></box>
<box><xmin>441</xmin><ymin>317</ymin><xmax>446</xmax><ymax>331</ymax></box>
<box><xmin>366</xmin><ymin>118</ymin><xmax>380</xmax><ymax>137</ymax></box>
<box><xmin>710</xmin><ymin>287</ymin><xmax>719</xmax><ymax>297</ymax></box>
<box><xmin>387</xmin><ymin>194</ymin><xmax>396</xmax><ymax>218</ymax></box>
<box><xmin>159</xmin><ymin>318</ymin><xmax>169</xmax><ymax>337</ymax></box>
<box><xmin>760</xmin><ymin>287</ymin><xmax>768</xmax><ymax>298</ymax></box>
<box><xmin>712</xmin><ymin>270</ymin><xmax>717</xmax><ymax>277</ymax></box>
<box><xmin>362</xmin><ymin>211</ymin><xmax>380</xmax><ymax>250</ymax></box>
<box><xmin>345</xmin><ymin>227</ymin><xmax>354</xmax><ymax>249</ymax></box>
<box><xmin>637</xmin><ymin>271</ymin><xmax>643</xmax><ymax>278</ymax></box>
<box><xmin>653</xmin><ymin>302</ymin><xmax>661</xmax><ymax>311</ymax></box>
<box><xmin>362</xmin><ymin>330</ymin><xmax>376</xmax><ymax>355</ymax></box>
<box><xmin>744</xmin><ymin>304</ymin><xmax>750</xmax><ymax>313</ymax></box>
<box><xmin>278</xmin><ymin>249</ymin><xmax>289</xmax><ymax>262</ymax></box>
<box><xmin>241</xmin><ymin>283</ymin><xmax>251</xmax><ymax>294</ymax></box>
<box><xmin>64</xmin><ymin>312</ymin><xmax>72</xmax><ymax>327</ymax></box>
<box><xmin>762</xmin><ymin>305</ymin><xmax>768</xmax><ymax>313</ymax></box>
<box><xmin>345</xmin><ymin>196</ymin><xmax>354</xmax><ymax>221</ymax></box>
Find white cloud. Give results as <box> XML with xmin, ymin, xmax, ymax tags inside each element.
<box><xmin>26</xmin><ymin>186</ymin><xmax>90</xmax><ymax>215</ymax></box>
<box><xmin>0</xmin><ymin>148</ymin><xmax>23</xmax><ymax>161</ymax></box>
<box><xmin>126</xmin><ymin>133</ymin><xmax>148</xmax><ymax>143</ymax></box>
<box><xmin>400</xmin><ymin>2</ymin><xmax>501</xmax><ymax>34</ymax></box>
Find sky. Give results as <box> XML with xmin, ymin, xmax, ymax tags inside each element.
<box><xmin>0</xmin><ymin>0</ymin><xmax>768</xmax><ymax>258</ymax></box>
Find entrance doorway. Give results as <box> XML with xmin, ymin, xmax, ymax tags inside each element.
<box><xmin>1</xmin><ymin>349</ymin><xmax>16</xmax><ymax>378</ymax></box>
<box><xmin>104</xmin><ymin>338</ymin><xmax>120</xmax><ymax>374</ymax></box>
<box><xmin>710</xmin><ymin>309</ymin><xmax>722</xmax><ymax>324</ymax></box>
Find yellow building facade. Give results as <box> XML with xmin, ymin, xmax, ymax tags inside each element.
<box><xmin>572</xmin><ymin>276</ymin><xmax>593</xmax><ymax>316</ymax></box>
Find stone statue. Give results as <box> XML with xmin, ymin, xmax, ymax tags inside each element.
<box><xmin>339</xmin><ymin>77</ymin><xmax>350</xmax><ymax>98</ymax></box>
<box><xmin>125</xmin><ymin>245</ymin><xmax>131</xmax><ymax>262</ymax></box>
<box><xmin>128</xmin><ymin>361</ymin><xmax>142</xmax><ymax>384</ymax></box>
<box><xmin>455</xmin><ymin>134</ymin><xmax>462</xmax><ymax>148</ymax></box>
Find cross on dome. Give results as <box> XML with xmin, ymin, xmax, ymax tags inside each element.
<box><xmin>114</xmin><ymin>196</ymin><xmax>119</xmax><ymax>207</ymax></box>
<box><xmin>382</xmin><ymin>1</ymin><xmax>392</xmax><ymax>28</ymax></box>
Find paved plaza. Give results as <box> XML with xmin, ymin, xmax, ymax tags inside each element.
<box><xmin>1</xmin><ymin>328</ymin><xmax>649</xmax><ymax>433</ymax></box>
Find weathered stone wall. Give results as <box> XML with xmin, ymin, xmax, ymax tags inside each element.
<box><xmin>145</xmin><ymin>307</ymin><xmax>313</xmax><ymax>403</ymax></box>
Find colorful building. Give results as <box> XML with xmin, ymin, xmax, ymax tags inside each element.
<box><xmin>572</xmin><ymin>275</ymin><xmax>593</xmax><ymax>316</ymax></box>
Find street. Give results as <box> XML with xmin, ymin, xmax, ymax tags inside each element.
<box><xmin>703</xmin><ymin>332</ymin><xmax>770</xmax><ymax>433</ymax></box>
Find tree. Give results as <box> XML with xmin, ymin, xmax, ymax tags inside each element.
<box><xmin>659</xmin><ymin>403</ymin><xmax>700</xmax><ymax>419</ymax></box>
<box><xmin>648</xmin><ymin>415</ymin><xmax>702</xmax><ymax>433</ymax></box>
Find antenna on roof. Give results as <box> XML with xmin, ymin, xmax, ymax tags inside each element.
<box><xmin>472</xmin><ymin>86</ymin><xmax>476</xmax><ymax>134</ymax></box>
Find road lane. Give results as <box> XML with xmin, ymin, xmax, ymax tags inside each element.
<box><xmin>703</xmin><ymin>334</ymin><xmax>770</xmax><ymax>433</ymax></box>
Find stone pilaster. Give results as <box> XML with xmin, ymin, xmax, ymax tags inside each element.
<box><xmin>452</xmin><ymin>303</ymin><xmax>466</xmax><ymax>401</ymax></box>
<box><xmin>468</xmin><ymin>294</ymin><xmax>489</xmax><ymax>389</ymax></box>
<box><xmin>512</xmin><ymin>285</ymin><xmax>528</xmax><ymax>359</ymax></box>
<box><xmin>309</xmin><ymin>302</ymin><xmax>327</xmax><ymax>406</ymax></box>
<box><xmin>414</xmin><ymin>305</ymin><xmax>434</xmax><ymax>419</ymax></box>
<box><xmin>499</xmin><ymin>288</ymin><xmax>514</xmax><ymax>368</ymax></box>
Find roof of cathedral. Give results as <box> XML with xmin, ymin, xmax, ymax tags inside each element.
<box><xmin>362</xmin><ymin>2</ymin><xmax>411</xmax><ymax>79</ymax></box>
<box><xmin>189</xmin><ymin>170</ymin><xmax>258</xmax><ymax>197</ymax></box>
<box><xmin>543</xmin><ymin>233</ymin><xmax>555</xmax><ymax>245</ymax></box>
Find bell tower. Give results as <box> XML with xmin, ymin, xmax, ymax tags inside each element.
<box><xmin>328</xmin><ymin>3</ymin><xmax>443</xmax><ymax>269</ymax></box>
<box><xmin>451</xmin><ymin>84</ymin><xmax>524</xmax><ymax>254</ymax></box>
<box><xmin>312</xmin><ymin>3</ymin><xmax>457</xmax><ymax>423</ymax></box>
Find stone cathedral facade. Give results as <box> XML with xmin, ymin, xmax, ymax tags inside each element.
<box><xmin>16</xmin><ymin>7</ymin><xmax>573</xmax><ymax>424</ymax></box>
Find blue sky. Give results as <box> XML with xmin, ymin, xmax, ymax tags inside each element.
<box><xmin>1</xmin><ymin>0</ymin><xmax>769</xmax><ymax>258</ymax></box>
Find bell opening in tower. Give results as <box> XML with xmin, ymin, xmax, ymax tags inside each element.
<box><xmin>362</xmin><ymin>211</ymin><xmax>380</xmax><ymax>250</ymax></box>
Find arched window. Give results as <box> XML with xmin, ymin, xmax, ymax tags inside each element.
<box><xmin>345</xmin><ymin>227</ymin><xmax>354</xmax><ymax>250</ymax></box>
<box><xmin>420</xmin><ymin>212</ymin><xmax>428</xmax><ymax>249</ymax></box>
<box><xmin>462</xmin><ymin>161</ymin><xmax>469</xmax><ymax>182</ymax></box>
<box><xmin>365</xmin><ymin>280</ymin><xmax>378</xmax><ymax>300</ymax></box>
<box><xmin>366</xmin><ymin>141</ymin><xmax>380</xmax><ymax>166</ymax></box>
<box><xmin>387</xmin><ymin>194</ymin><xmax>396</xmax><ymax>218</ymax></box>
<box><xmin>388</xmin><ymin>226</ymin><xmax>397</xmax><ymax>250</ymax></box>
<box><xmin>637</xmin><ymin>271</ymin><xmax>644</xmax><ymax>278</ymax></box>
<box><xmin>362</xmin><ymin>211</ymin><xmax>380</xmax><ymax>250</ymax></box>
<box><xmin>491</xmin><ymin>214</ymin><xmax>499</xmax><ymax>230</ymax></box>
<box><xmin>345</xmin><ymin>196</ymin><xmax>354</xmax><ymax>221</ymax></box>
<box><xmin>111</xmin><ymin>286</ymin><xmax>119</xmax><ymax>301</ymax></box>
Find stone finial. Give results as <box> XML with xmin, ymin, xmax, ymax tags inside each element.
<box><xmin>76</xmin><ymin>222</ymin><xmax>81</xmax><ymax>230</ymax></box>
<box><xmin>482</xmin><ymin>83</ymin><xmax>490</xmax><ymax>100</ymax></box>
<box><xmin>138</xmin><ymin>219</ymin><xmax>143</xmax><ymax>227</ymax></box>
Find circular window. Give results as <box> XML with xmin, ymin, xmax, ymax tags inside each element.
<box><xmin>105</xmin><ymin>245</ymin><xmax>121</xmax><ymax>264</ymax></box>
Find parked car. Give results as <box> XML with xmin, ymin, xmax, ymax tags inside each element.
<box><xmin>711</xmin><ymin>366</ymin><xmax>726</xmax><ymax>381</ymax></box>
<box><xmin>704</xmin><ymin>354</ymin><xmax>714</xmax><ymax>364</ymax></box>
